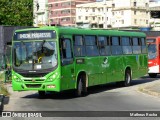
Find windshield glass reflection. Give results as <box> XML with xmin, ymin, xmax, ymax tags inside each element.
<box><xmin>13</xmin><ymin>41</ymin><xmax>57</xmax><ymax>70</ymax></box>
<box><xmin>148</xmin><ymin>44</ymin><xmax>156</xmax><ymax>59</ymax></box>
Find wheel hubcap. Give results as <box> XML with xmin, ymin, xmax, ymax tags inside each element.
<box><xmin>78</xmin><ymin>79</ymin><xmax>82</xmax><ymax>94</ymax></box>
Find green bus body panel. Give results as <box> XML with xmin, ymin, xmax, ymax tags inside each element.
<box><xmin>12</xmin><ymin>68</ymin><xmax>61</xmax><ymax>92</ymax></box>
<box><xmin>12</xmin><ymin>26</ymin><xmax>147</xmax><ymax>92</ymax></box>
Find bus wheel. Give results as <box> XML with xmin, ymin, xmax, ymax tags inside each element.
<box><xmin>75</xmin><ymin>75</ymin><xmax>87</xmax><ymax>97</ymax></box>
<box><xmin>38</xmin><ymin>91</ymin><xmax>45</xmax><ymax>98</ymax></box>
<box><xmin>149</xmin><ymin>73</ymin><xmax>157</xmax><ymax>78</ymax></box>
<box><xmin>124</xmin><ymin>70</ymin><xmax>132</xmax><ymax>87</ymax></box>
<box><xmin>75</xmin><ymin>78</ymin><xmax>83</xmax><ymax>97</ymax></box>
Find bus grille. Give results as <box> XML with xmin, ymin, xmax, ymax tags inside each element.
<box><xmin>20</xmin><ymin>73</ymin><xmax>47</xmax><ymax>77</ymax></box>
<box><xmin>25</xmin><ymin>84</ymin><xmax>41</xmax><ymax>88</ymax></box>
<box><xmin>24</xmin><ymin>79</ymin><xmax>44</xmax><ymax>82</ymax></box>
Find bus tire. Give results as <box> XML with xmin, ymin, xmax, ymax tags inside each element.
<box><xmin>38</xmin><ymin>91</ymin><xmax>45</xmax><ymax>98</ymax></box>
<box><xmin>149</xmin><ymin>73</ymin><xmax>157</xmax><ymax>78</ymax></box>
<box><xmin>75</xmin><ymin>75</ymin><xmax>87</xmax><ymax>97</ymax></box>
<box><xmin>124</xmin><ymin>70</ymin><xmax>132</xmax><ymax>87</ymax></box>
<box><xmin>75</xmin><ymin>78</ymin><xmax>83</xmax><ymax>97</ymax></box>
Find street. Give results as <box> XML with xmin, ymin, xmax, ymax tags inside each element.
<box><xmin>3</xmin><ymin>75</ymin><xmax>160</xmax><ymax>113</ymax></box>
<box><xmin>4</xmin><ymin>77</ymin><xmax>160</xmax><ymax>111</ymax></box>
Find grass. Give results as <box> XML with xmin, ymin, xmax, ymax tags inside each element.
<box><xmin>0</xmin><ymin>71</ymin><xmax>10</xmax><ymax>96</ymax></box>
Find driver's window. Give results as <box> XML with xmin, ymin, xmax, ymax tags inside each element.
<box><xmin>61</xmin><ymin>38</ymin><xmax>73</xmax><ymax>65</ymax></box>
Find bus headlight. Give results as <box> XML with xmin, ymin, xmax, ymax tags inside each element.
<box><xmin>47</xmin><ymin>74</ymin><xmax>56</xmax><ymax>82</ymax></box>
<box><xmin>16</xmin><ymin>78</ymin><xmax>22</xmax><ymax>82</ymax></box>
<box><xmin>13</xmin><ymin>75</ymin><xmax>22</xmax><ymax>82</ymax></box>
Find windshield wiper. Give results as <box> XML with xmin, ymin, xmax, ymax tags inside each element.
<box><xmin>41</xmin><ymin>40</ymin><xmax>46</xmax><ymax>53</ymax></box>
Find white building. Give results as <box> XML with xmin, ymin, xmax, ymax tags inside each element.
<box><xmin>149</xmin><ymin>0</ymin><xmax>160</xmax><ymax>30</ymax></box>
<box><xmin>33</xmin><ymin>0</ymin><xmax>49</xmax><ymax>27</ymax></box>
<box><xmin>76</xmin><ymin>1</ymin><xmax>112</xmax><ymax>28</ymax></box>
<box><xmin>76</xmin><ymin>0</ymin><xmax>151</xmax><ymax>29</ymax></box>
<box><xmin>112</xmin><ymin>0</ymin><xmax>150</xmax><ymax>29</ymax></box>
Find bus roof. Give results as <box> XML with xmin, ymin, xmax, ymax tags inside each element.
<box><xmin>15</xmin><ymin>26</ymin><xmax>146</xmax><ymax>37</ymax></box>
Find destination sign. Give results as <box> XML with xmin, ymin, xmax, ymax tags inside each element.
<box><xmin>14</xmin><ymin>30</ymin><xmax>56</xmax><ymax>40</ymax></box>
<box><xmin>146</xmin><ymin>39</ymin><xmax>155</xmax><ymax>43</ymax></box>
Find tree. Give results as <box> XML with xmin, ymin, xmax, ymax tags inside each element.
<box><xmin>0</xmin><ymin>0</ymin><xmax>33</xmax><ymax>26</ymax></box>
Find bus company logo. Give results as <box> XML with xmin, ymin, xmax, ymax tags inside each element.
<box><xmin>102</xmin><ymin>57</ymin><xmax>109</xmax><ymax>68</ymax></box>
<box><xmin>103</xmin><ymin>57</ymin><xmax>108</xmax><ymax>64</ymax></box>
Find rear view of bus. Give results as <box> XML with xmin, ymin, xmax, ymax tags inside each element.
<box><xmin>147</xmin><ymin>37</ymin><xmax>160</xmax><ymax>78</ymax></box>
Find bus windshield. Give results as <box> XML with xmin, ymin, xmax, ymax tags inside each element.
<box><xmin>13</xmin><ymin>41</ymin><xmax>57</xmax><ymax>71</ymax></box>
<box><xmin>148</xmin><ymin>44</ymin><xmax>157</xmax><ymax>60</ymax></box>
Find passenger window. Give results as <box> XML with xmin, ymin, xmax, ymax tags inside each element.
<box><xmin>112</xmin><ymin>37</ymin><xmax>119</xmax><ymax>45</ymax></box>
<box><xmin>85</xmin><ymin>36</ymin><xmax>97</xmax><ymax>45</ymax></box>
<box><xmin>122</xmin><ymin>37</ymin><xmax>132</xmax><ymax>54</ymax></box>
<box><xmin>141</xmin><ymin>38</ymin><xmax>147</xmax><ymax>53</ymax></box>
<box><xmin>74</xmin><ymin>35</ymin><xmax>85</xmax><ymax>57</ymax></box>
<box><xmin>60</xmin><ymin>38</ymin><xmax>73</xmax><ymax>65</ymax></box>
<box><xmin>132</xmin><ymin>37</ymin><xmax>141</xmax><ymax>54</ymax></box>
<box><xmin>85</xmin><ymin>36</ymin><xmax>99</xmax><ymax>56</ymax></box>
<box><xmin>98</xmin><ymin>36</ymin><xmax>111</xmax><ymax>56</ymax></box>
<box><xmin>111</xmin><ymin>37</ymin><xmax>122</xmax><ymax>55</ymax></box>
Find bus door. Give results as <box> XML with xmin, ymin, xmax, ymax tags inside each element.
<box><xmin>60</xmin><ymin>36</ymin><xmax>75</xmax><ymax>90</ymax></box>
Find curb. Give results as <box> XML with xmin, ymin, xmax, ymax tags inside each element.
<box><xmin>0</xmin><ymin>94</ymin><xmax>4</xmax><ymax>111</ymax></box>
<box><xmin>138</xmin><ymin>81</ymin><xmax>160</xmax><ymax>98</ymax></box>
<box><xmin>138</xmin><ymin>87</ymin><xmax>160</xmax><ymax>97</ymax></box>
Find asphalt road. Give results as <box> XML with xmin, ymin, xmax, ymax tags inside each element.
<box><xmin>2</xmin><ymin>75</ymin><xmax>160</xmax><ymax>119</ymax></box>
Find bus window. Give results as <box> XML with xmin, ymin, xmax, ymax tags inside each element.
<box><xmin>85</xmin><ymin>36</ymin><xmax>99</xmax><ymax>56</ymax></box>
<box><xmin>122</xmin><ymin>37</ymin><xmax>132</xmax><ymax>54</ymax></box>
<box><xmin>61</xmin><ymin>38</ymin><xmax>73</xmax><ymax>65</ymax></box>
<box><xmin>148</xmin><ymin>43</ymin><xmax>156</xmax><ymax>59</ymax></box>
<box><xmin>98</xmin><ymin>36</ymin><xmax>111</xmax><ymax>56</ymax></box>
<box><xmin>74</xmin><ymin>35</ymin><xmax>85</xmax><ymax>57</ymax></box>
<box><xmin>132</xmin><ymin>37</ymin><xmax>141</xmax><ymax>54</ymax></box>
<box><xmin>111</xmin><ymin>37</ymin><xmax>122</xmax><ymax>55</ymax></box>
<box><xmin>141</xmin><ymin>38</ymin><xmax>147</xmax><ymax>53</ymax></box>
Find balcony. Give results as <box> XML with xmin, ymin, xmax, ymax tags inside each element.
<box><xmin>36</xmin><ymin>9</ymin><xmax>45</xmax><ymax>14</ymax></box>
<box><xmin>98</xmin><ymin>20</ymin><xmax>104</xmax><ymax>24</ymax></box>
<box><xmin>112</xmin><ymin>6</ymin><xmax>149</xmax><ymax>11</ymax></box>
<box><xmin>90</xmin><ymin>20</ymin><xmax>98</xmax><ymax>24</ymax></box>
<box><xmin>76</xmin><ymin>19</ymin><xmax>83</xmax><ymax>23</ymax></box>
<box><xmin>149</xmin><ymin>7</ymin><xmax>160</xmax><ymax>11</ymax></box>
<box><xmin>83</xmin><ymin>19</ymin><xmax>90</xmax><ymax>23</ymax></box>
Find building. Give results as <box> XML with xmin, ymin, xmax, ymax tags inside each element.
<box><xmin>76</xmin><ymin>0</ymin><xmax>151</xmax><ymax>29</ymax></box>
<box><xmin>33</xmin><ymin>0</ymin><xmax>49</xmax><ymax>27</ymax></box>
<box><xmin>112</xmin><ymin>0</ymin><xmax>150</xmax><ymax>29</ymax></box>
<box><xmin>149</xmin><ymin>0</ymin><xmax>160</xmax><ymax>30</ymax></box>
<box><xmin>76</xmin><ymin>1</ymin><xmax>112</xmax><ymax>28</ymax></box>
<box><xmin>48</xmin><ymin>0</ymin><xmax>96</xmax><ymax>26</ymax></box>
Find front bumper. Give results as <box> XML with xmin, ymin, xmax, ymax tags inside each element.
<box><xmin>12</xmin><ymin>79</ymin><xmax>61</xmax><ymax>92</ymax></box>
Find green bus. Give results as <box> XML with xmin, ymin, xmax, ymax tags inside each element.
<box><xmin>12</xmin><ymin>26</ymin><xmax>148</xmax><ymax>97</ymax></box>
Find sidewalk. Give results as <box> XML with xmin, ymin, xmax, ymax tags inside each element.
<box><xmin>138</xmin><ymin>79</ymin><xmax>160</xmax><ymax>97</ymax></box>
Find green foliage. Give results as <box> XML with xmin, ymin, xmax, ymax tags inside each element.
<box><xmin>0</xmin><ymin>84</ymin><xmax>10</xmax><ymax>96</ymax></box>
<box><xmin>0</xmin><ymin>0</ymin><xmax>33</xmax><ymax>26</ymax></box>
<box><xmin>0</xmin><ymin>72</ymin><xmax>10</xmax><ymax>96</ymax></box>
